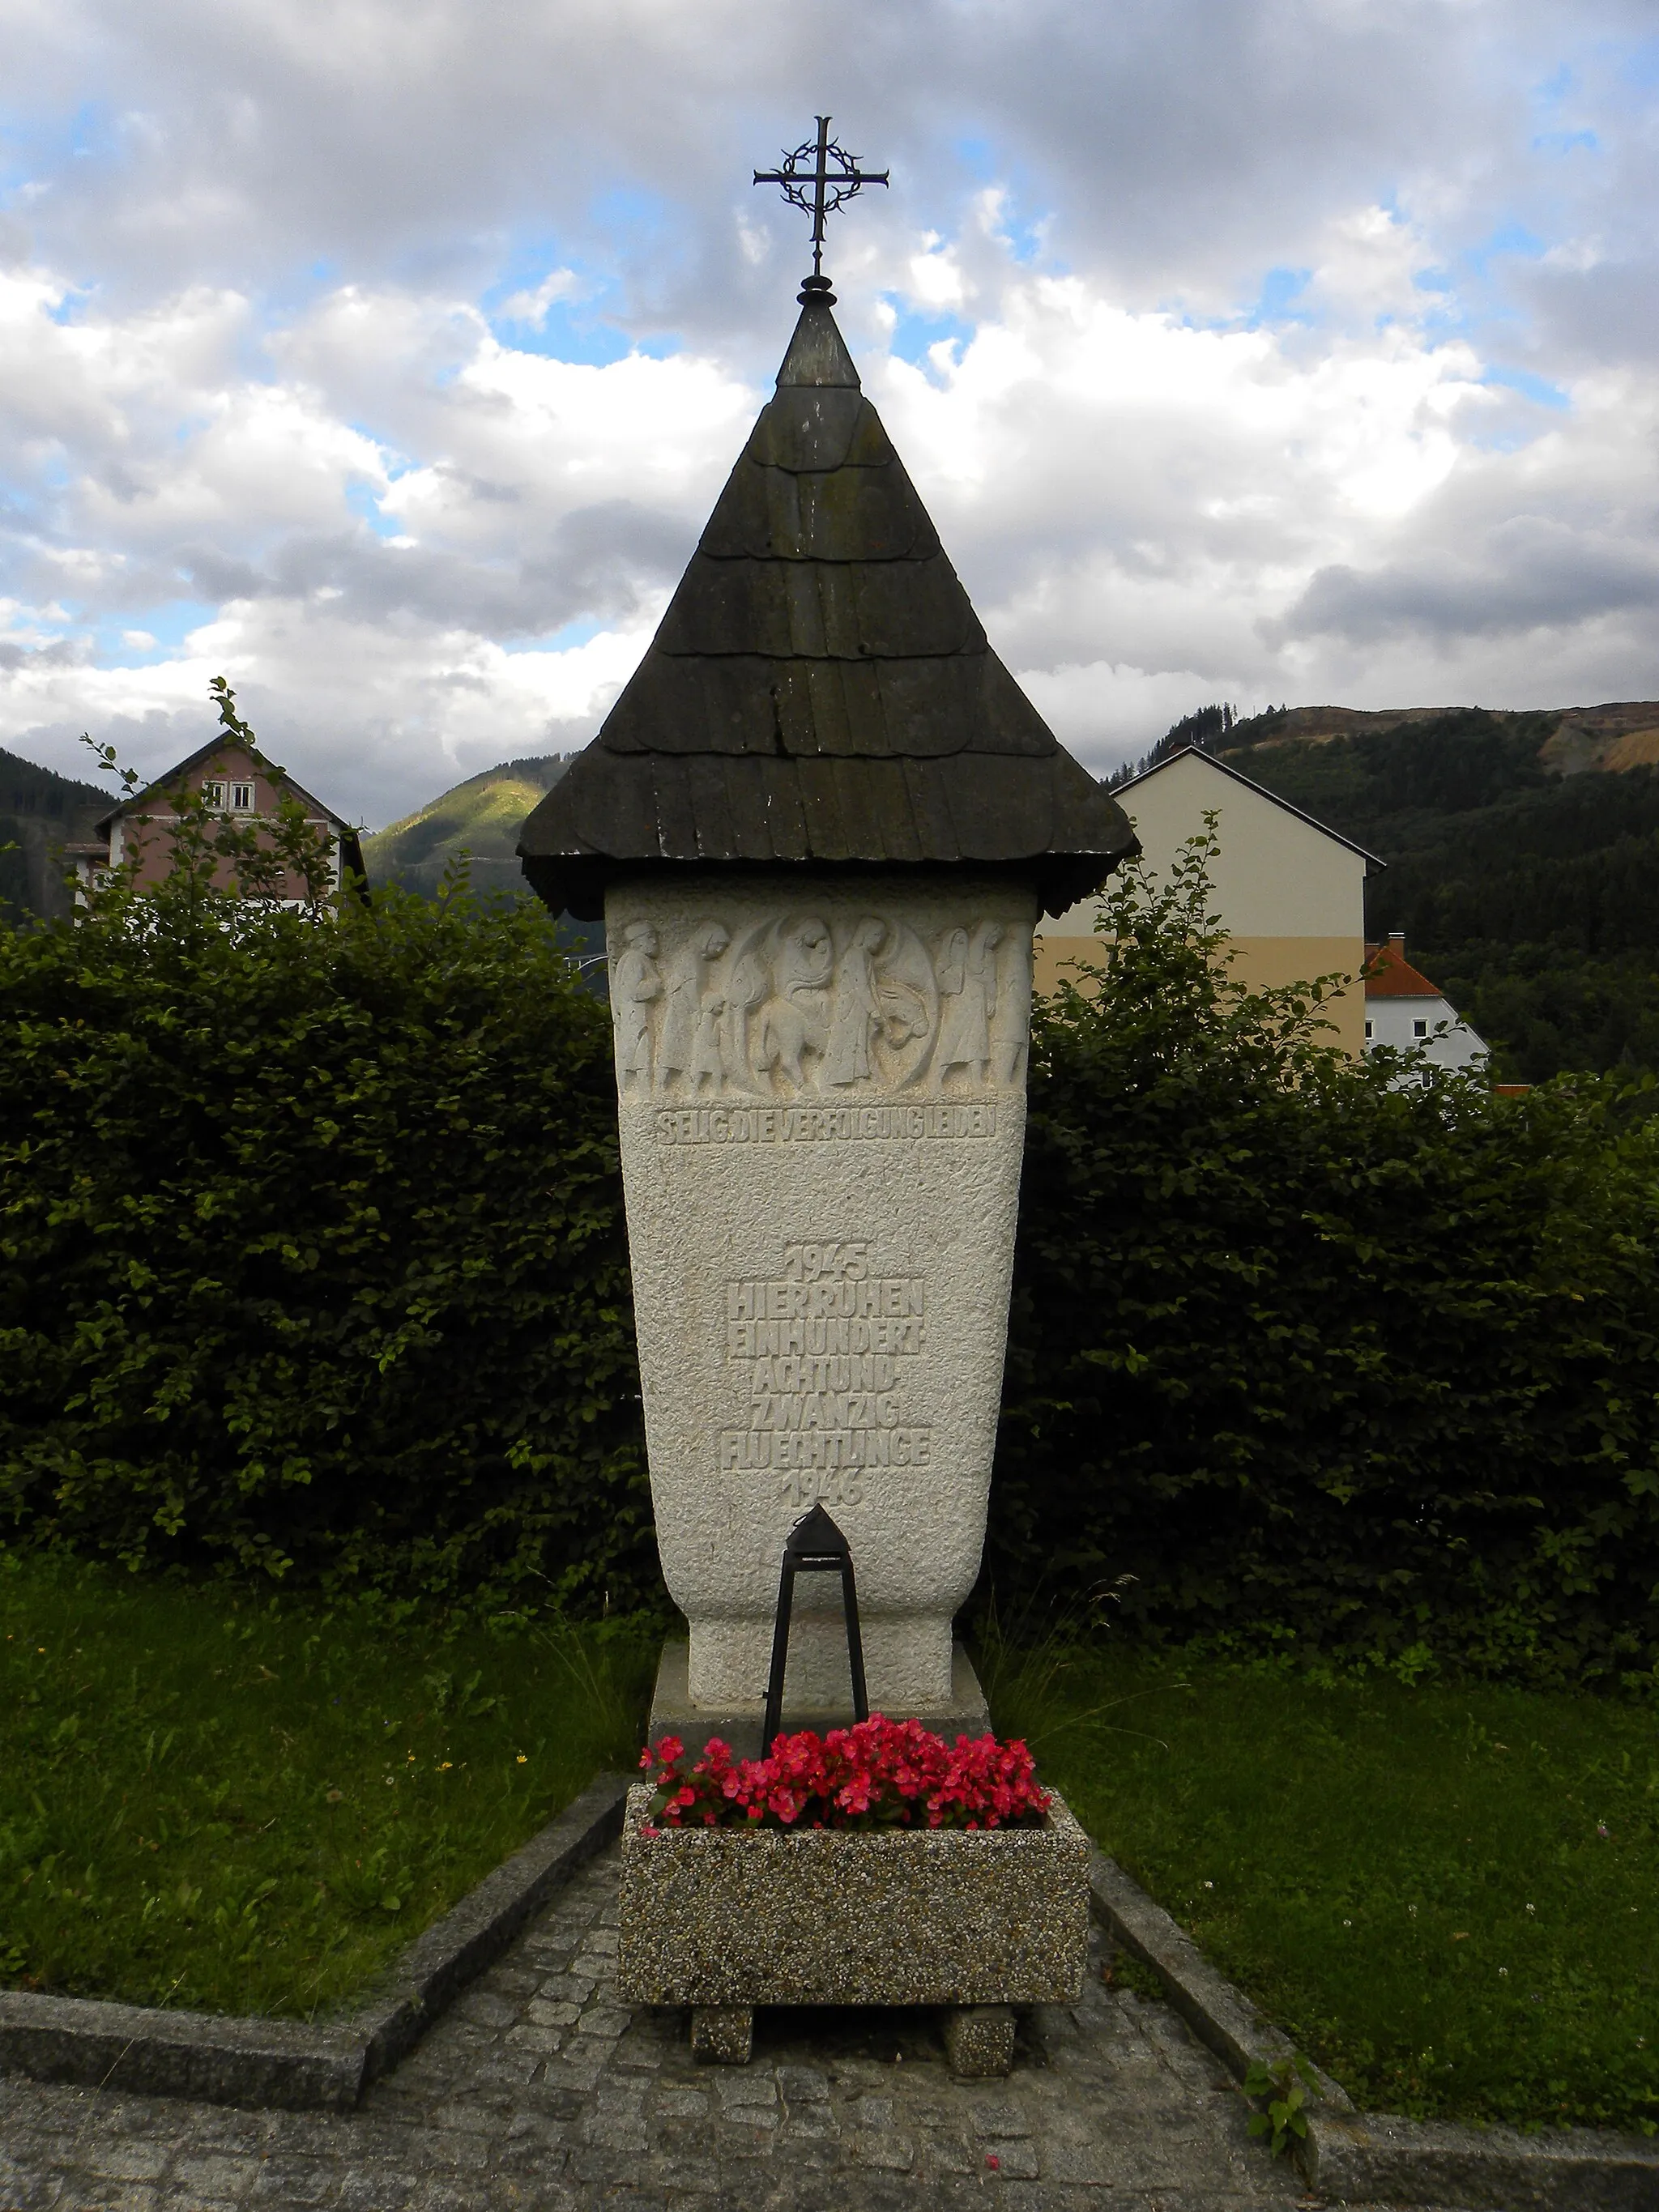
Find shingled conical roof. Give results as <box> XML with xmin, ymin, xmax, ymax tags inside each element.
<box><xmin>519</xmin><ymin>296</ymin><xmax>1135</xmax><ymax>918</ymax></box>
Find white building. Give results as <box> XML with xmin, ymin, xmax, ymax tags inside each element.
<box><xmin>1364</xmin><ymin>933</ymin><xmax>1488</xmax><ymax>1077</ymax></box>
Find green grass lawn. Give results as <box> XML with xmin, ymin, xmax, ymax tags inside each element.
<box><xmin>0</xmin><ymin>1550</ymin><xmax>655</xmax><ymax>2018</ymax></box>
<box><xmin>11</xmin><ymin>1545</ymin><xmax>1656</xmax><ymax>2135</ymax></box>
<box><xmin>980</xmin><ymin>1638</ymin><xmax>1658</xmax><ymax>2135</ymax></box>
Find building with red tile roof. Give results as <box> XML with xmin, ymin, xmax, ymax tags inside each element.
<box><xmin>1363</xmin><ymin>931</ymin><xmax>1488</xmax><ymax>1076</ymax></box>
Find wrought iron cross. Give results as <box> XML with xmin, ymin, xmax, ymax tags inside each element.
<box><xmin>754</xmin><ymin>115</ymin><xmax>888</xmax><ymax>299</ymax></box>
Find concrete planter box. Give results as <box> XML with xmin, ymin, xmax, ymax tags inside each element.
<box><xmin>617</xmin><ymin>1782</ymin><xmax>1090</xmax><ymax>2011</ymax></box>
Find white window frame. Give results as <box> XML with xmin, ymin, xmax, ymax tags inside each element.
<box><xmin>230</xmin><ymin>781</ymin><xmax>254</xmax><ymax>812</ymax></box>
<box><xmin>203</xmin><ymin>780</ymin><xmax>225</xmax><ymax>807</ymax></box>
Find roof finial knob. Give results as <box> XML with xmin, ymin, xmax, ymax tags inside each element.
<box><xmin>754</xmin><ymin>115</ymin><xmax>888</xmax><ymax>304</ymax></box>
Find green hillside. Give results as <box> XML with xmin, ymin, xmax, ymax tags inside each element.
<box><xmin>364</xmin><ymin>755</ymin><xmax>571</xmax><ymax>902</ymax></box>
<box><xmin>0</xmin><ymin>748</ymin><xmax>112</xmax><ymax>923</ymax></box>
<box><xmin>1183</xmin><ymin>702</ymin><xmax>1659</xmax><ymax>1083</ymax></box>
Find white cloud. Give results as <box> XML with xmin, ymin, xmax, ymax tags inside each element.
<box><xmin>0</xmin><ymin>0</ymin><xmax>1656</xmax><ymax>830</ymax></box>
<box><xmin>495</xmin><ymin>269</ymin><xmax>584</xmax><ymax>326</ymax></box>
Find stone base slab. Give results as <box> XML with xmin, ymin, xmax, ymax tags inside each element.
<box><xmin>688</xmin><ymin>1609</ymin><xmax>956</xmax><ymax>1713</ymax></box>
<box><xmin>646</xmin><ymin>1635</ymin><xmax>991</xmax><ymax>1762</ymax></box>
<box><xmin>618</xmin><ymin>1783</ymin><xmax>1089</xmax><ymax>2008</ymax></box>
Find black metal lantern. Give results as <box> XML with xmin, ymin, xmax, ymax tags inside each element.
<box><xmin>761</xmin><ymin>1506</ymin><xmax>870</xmax><ymax>1755</ymax></box>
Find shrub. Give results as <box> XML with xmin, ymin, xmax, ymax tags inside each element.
<box><xmin>7</xmin><ymin>718</ymin><xmax>1659</xmax><ymax>1677</ymax></box>
<box><xmin>0</xmin><ymin>735</ymin><xmax>650</xmax><ymax>1607</ymax></box>
<box><xmin>992</xmin><ymin>830</ymin><xmax>1659</xmax><ymax>1680</ymax></box>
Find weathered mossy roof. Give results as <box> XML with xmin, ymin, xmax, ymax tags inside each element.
<box><xmin>519</xmin><ymin>299</ymin><xmax>1136</xmax><ymax>918</ymax></box>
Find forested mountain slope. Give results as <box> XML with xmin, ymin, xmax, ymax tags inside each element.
<box><xmin>1196</xmin><ymin>703</ymin><xmax>1659</xmax><ymax>1082</ymax></box>
<box><xmin>363</xmin><ymin>752</ymin><xmax>603</xmax><ymax>963</ymax></box>
<box><xmin>363</xmin><ymin>756</ymin><xmax>570</xmax><ymax>901</ymax></box>
<box><xmin>0</xmin><ymin>749</ymin><xmax>111</xmax><ymax>923</ymax></box>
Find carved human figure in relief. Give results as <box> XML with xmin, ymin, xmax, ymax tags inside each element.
<box><xmin>757</xmin><ymin>917</ymin><xmax>834</xmax><ymax>1089</ymax></box>
<box><xmin>936</xmin><ymin>921</ymin><xmax>1003</xmax><ymax>1084</ymax></box>
<box><xmin>612</xmin><ymin>921</ymin><xmax>663</xmax><ymax>1088</ymax></box>
<box><xmin>991</xmin><ymin>927</ymin><xmax>1033</xmax><ymax>1085</ymax></box>
<box><xmin>658</xmin><ymin>921</ymin><xmax>731</xmax><ymax>1092</ymax></box>
<box><xmin>823</xmin><ymin>917</ymin><xmax>888</xmax><ymax>1086</ymax></box>
<box><xmin>723</xmin><ymin>940</ymin><xmax>771</xmax><ymax>1090</ymax></box>
<box><xmin>690</xmin><ymin>971</ymin><xmax>729</xmax><ymax>1093</ymax></box>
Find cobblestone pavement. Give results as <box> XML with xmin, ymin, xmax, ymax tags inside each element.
<box><xmin>1</xmin><ymin>1848</ymin><xmax>1332</xmax><ymax>2211</ymax></box>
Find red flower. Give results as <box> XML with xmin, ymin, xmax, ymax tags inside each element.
<box><xmin>634</xmin><ymin>1716</ymin><xmax>1050</xmax><ymax>1834</ymax></box>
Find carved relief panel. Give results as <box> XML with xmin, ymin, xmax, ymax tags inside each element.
<box><xmin>609</xmin><ymin>905</ymin><xmax>1032</xmax><ymax>1099</ymax></box>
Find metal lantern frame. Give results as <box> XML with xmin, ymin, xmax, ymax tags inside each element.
<box><xmin>760</xmin><ymin>1505</ymin><xmax>870</xmax><ymax>1756</ymax></box>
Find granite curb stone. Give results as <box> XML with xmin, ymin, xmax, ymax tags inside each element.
<box><xmin>0</xmin><ymin>1996</ymin><xmax>368</xmax><ymax>2112</ymax></box>
<box><xmin>1306</xmin><ymin>2111</ymin><xmax>1659</xmax><ymax>2212</ymax></box>
<box><xmin>1090</xmin><ymin>1847</ymin><xmax>1659</xmax><ymax>2211</ymax></box>
<box><xmin>0</xmin><ymin>1772</ymin><xmax>628</xmax><ymax>2113</ymax></box>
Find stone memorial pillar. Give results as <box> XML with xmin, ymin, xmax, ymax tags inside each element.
<box><xmin>521</xmin><ymin>285</ymin><xmax>1135</xmax><ymax>1750</ymax></box>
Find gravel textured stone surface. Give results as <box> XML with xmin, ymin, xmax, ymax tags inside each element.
<box><xmin>0</xmin><ymin>1845</ymin><xmax>1343</xmax><ymax>2210</ymax></box>
<box><xmin>617</xmin><ymin>1784</ymin><xmax>1090</xmax><ymax>2010</ymax></box>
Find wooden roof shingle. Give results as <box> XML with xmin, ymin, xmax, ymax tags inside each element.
<box><xmin>519</xmin><ymin>297</ymin><xmax>1136</xmax><ymax>917</ymax></box>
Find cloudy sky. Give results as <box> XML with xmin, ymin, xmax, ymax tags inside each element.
<box><xmin>2</xmin><ymin>0</ymin><xmax>1657</xmax><ymax>827</ymax></box>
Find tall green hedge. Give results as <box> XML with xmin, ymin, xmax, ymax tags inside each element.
<box><xmin>5</xmin><ymin>807</ymin><xmax>1658</xmax><ymax>1674</ymax></box>
<box><xmin>993</xmin><ymin>834</ymin><xmax>1659</xmax><ymax>1680</ymax></box>
<box><xmin>0</xmin><ymin>862</ymin><xmax>651</xmax><ymax>1607</ymax></box>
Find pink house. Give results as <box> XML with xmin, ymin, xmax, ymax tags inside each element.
<box><xmin>68</xmin><ymin>735</ymin><xmax>365</xmax><ymax>908</ymax></box>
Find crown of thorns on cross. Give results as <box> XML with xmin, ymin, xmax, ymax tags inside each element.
<box><xmin>753</xmin><ymin>115</ymin><xmax>888</xmax><ymax>296</ymax></box>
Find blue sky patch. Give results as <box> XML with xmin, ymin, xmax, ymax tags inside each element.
<box><xmin>345</xmin><ymin>482</ymin><xmax>400</xmax><ymax>537</ymax></box>
<box><xmin>506</xmin><ymin>615</ymin><xmax>605</xmax><ymax>654</ymax></box>
<box><xmin>949</xmin><ymin>134</ymin><xmax>1047</xmax><ymax>264</ymax></box>
<box><xmin>1245</xmin><ymin>266</ymin><xmax>1313</xmax><ymax>330</ymax></box>
<box><xmin>1533</xmin><ymin>127</ymin><xmax>1599</xmax><ymax>156</ymax></box>
<box><xmin>45</xmin><ymin>283</ymin><xmax>91</xmax><ymax>326</ymax></box>
<box><xmin>884</xmin><ymin>300</ymin><xmax>975</xmax><ymax>377</ymax></box>
<box><xmin>1484</xmin><ymin>364</ymin><xmax>1570</xmax><ymax>411</ymax></box>
<box><xmin>480</xmin><ymin>234</ymin><xmax>681</xmax><ymax>364</ymax></box>
<box><xmin>1464</xmin><ymin>221</ymin><xmax>1546</xmax><ymax>278</ymax></box>
<box><xmin>1615</xmin><ymin>36</ymin><xmax>1659</xmax><ymax>90</ymax></box>
<box><xmin>87</xmin><ymin>599</ymin><xmax>217</xmax><ymax>664</ymax></box>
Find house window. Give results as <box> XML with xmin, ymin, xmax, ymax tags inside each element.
<box><xmin>203</xmin><ymin>780</ymin><xmax>224</xmax><ymax>807</ymax></box>
<box><xmin>1413</xmin><ymin>1019</ymin><xmax>1428</xmax><ymax>1038</ymax></box>
<box><xmin>1364</xmin><ymin>1021</ymin><xmax>1373</xmax><ymax>1040</ymax></box>
<box><xmin>230</xmin><ymin>782</ymin><xmax>254</xmax><ymax>812</ymax></box>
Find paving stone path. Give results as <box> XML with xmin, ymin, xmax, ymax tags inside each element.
<box><xmin>1</xmin><ymin>1848</ymin><xmax>1354</xmax><ymax>2211</ymax></box>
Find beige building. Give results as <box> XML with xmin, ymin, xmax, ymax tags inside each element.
<box><xmin>1036</xmin><ymin>745</ymin><xmax>1384</xmax><ymax>1056</ymax></box>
